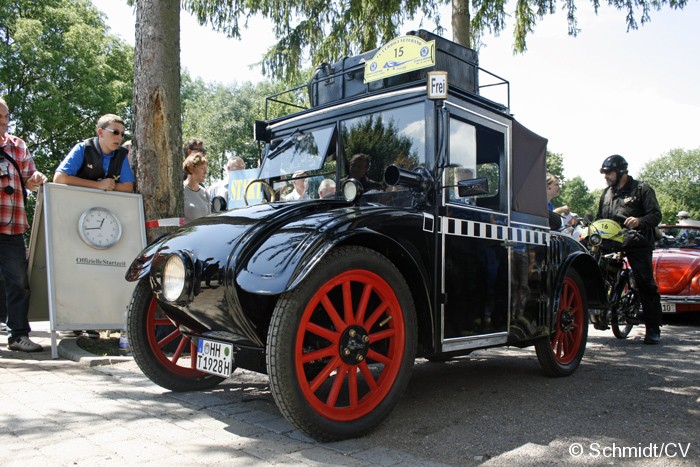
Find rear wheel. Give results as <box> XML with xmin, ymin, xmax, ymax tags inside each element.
<box><xmin>267</xmin><ymin>246</ymin><xmax>417</xmax><ymax>441</ymax></box>
<box><xmin>536</xmin><ymin>269</ymin><xmax>588</xmax><ymax>376</ymax></box>
<box><xmin>128</xmin><ymin>279</ymin><xmax>226</xmax><ymax>391</ymax></box>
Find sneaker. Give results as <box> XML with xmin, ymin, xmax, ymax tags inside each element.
<box><xmin>84</xmin><ymin>330</ymin><xmax>100</xmax><ymax>339</ymax></box>
<box><xmin>0</xmin><ymin>322</ymin><xmax>8</xmax><ymax>332</ymax></box>
<box><xmin>8</xmin><ymin>336</ymin><xmax>44</xmax><ymax>352</ymax></box>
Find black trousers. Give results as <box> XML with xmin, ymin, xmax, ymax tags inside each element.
<box><xmin>626</xmin><ymin>248</ymin><xmax>662</xmax><ymax>331</ymax></box>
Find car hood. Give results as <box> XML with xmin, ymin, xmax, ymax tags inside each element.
<box><xmin>652</xmin><ymin>249</ymin><xmax>700</xmax><ymax>294</ymax></box>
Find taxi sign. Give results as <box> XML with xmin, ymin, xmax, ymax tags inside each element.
<box><xmin>196</xmin><ymin>338</ymin><xmax>234</xmax><ymax>378</ymax></box>
<box><xmin>427</xmin><ymin>71</ymin><xmax>448</xmax><ymax>99</ymax></box>
<box><xmin>364</xmin><ymin>35</ymin><xmax>435</xmax><ymax>83</ymax></box>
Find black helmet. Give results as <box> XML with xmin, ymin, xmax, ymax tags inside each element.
<box><xmin>600</xmin><ymin>154</ymin><xmax>628</xmax><ymax>174</ymax></box>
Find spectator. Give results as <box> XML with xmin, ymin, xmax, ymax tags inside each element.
<box><xmin>208</xmin><ymin>155</ymin><xmax>245</xmax><ymax>206</ymax></box>
<box><xmin>122</xmin><ymin>140</ymin><xmax>132</xmax><ymax>166</ymax></box>
<box><xmin>318</xmin><ymin>178</ymin><xmax>336</xmax><ymax>199</ymax></box>
<box><xmin>0</xmin><ymin>97</ymin><xmax>48</xmax><ymax>351</ymax></box>
<box><xmin>183</xmin><ymin>151</ymin><xmax>210</xmax><ymax>222</ymax></box>
<box><xmin>546</xmin><ymin>173</ymin><xmax>569</xmax><ymax>216</ymax></box>
<box><xmin>54</xmin><ymin>114</ymin><xmax>134</xmax><ymax>193</ymax></box>
<box><xmin>182</xmin><ymin>138</ymin><xmax>206</xmax><ymax>181</ymax></box>
<box><xmin>284</xmin><ymin>171</ymin><xmax>310</xmax><ymax>201</ymax></box>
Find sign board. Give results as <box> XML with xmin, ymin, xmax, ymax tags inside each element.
<box><xmin>227</xmin><ymin>168</ymin><xmax>264</xmax><ymax>209</ymax></box>
<box><xmin>427</xmin><ymin>71</ymin><xmax>448</xmax><ymax>100</ymax></box>
<box><xmin>28</xmin><ymin>184</ymin><xmax>146</xmax><ymax>357</ymax></box>
<box><xmin>364</xmin><ymin>35</ymin><xmax>435</xmax><ymax>83</ymax></box>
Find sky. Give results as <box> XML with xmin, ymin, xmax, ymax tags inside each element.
<box><xmin>92</xmin><ymin>1</ymin><xmax>700</xmax><ymax>191</ymax></box>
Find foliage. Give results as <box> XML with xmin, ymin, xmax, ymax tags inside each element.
<box><xmin>545</xmin><ymin>151</ymin><xmax>564</xmax><ymax>182</ymax></box>
<box><xmin>0</xmin><ymin>0</ymin><xmax>134</xmax><ymax>177</ymax></box>
<box><xmin>181</xmin><ymin>75</ymin><xmax>291</xmax><ymax>182</ymax></box>
<box><xmin>342</xmin><ymin>116</ymin><xmax>419</xmax><ymax>183</ymax></box>
<box><xmin>639</xmin><ymin>147</ymin><xmax>700</xmax><ymax>224</ymax></box>
<box><xmin>560</xmin><ymin>176</ymin><xmax>597</xmax><ymax>219</ymax></box>
<box><xmin>181</xmin><ymin>0</ymin><xmax>688</xmax><ymax>82</ymax></box>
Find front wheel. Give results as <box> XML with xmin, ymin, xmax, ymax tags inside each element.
<box><xmin>267</xmin><ymin>246</ymin><xmax>417</xmax><ymax>441</ymax></box>
<box><xmin>611</xmin><ymin>282</ymin><xmax>639</xmax><ymax>339</ymax></box>
<box><xmin>536</xmin><ymin>269</ymin><xmax>588</xmax><ymax>376</ymax></box>
<box><xmin>128</xmin><ymin>279</ymin><xmax>227</xmax><ymax>392</ymax></box>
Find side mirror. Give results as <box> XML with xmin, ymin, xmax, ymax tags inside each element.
<box><xmin>211</xmin><ymin>196</ymin><xmax>227</xmax><ymax>213</ymax></box>
<box><xmin>457</xmin><ymin>177</ymin><xmax>489</xmax><ymax>197</ymax></box>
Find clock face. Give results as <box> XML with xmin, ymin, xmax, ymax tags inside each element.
<box><xmin>78</xmin><ymin>207</ymin><xmax>122</xmax><ymax>249</ymax></box>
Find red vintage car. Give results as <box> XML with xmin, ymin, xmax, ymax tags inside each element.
<box><xmin>653</xmin><ymin>225</ymin><xmax>700</xmax><ymax>313</ymax></box>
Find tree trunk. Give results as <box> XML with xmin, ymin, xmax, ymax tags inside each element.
<box><xmin>134</xmin><ymin>0</ymin><xmax>182</xmax><ymax>242</ymax></box>
<box><xmin>452</xmin><ymin>0</ymin><xmax>471</xmax><ymax>48</ymax></box>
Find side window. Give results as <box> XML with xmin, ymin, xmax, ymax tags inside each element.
<box><xmin>448</xmin><ymin>117</ymin><xmax>504</xmax><ymax>211</ymax></box>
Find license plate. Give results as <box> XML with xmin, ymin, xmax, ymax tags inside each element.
<box><xmin>661</xmin><ymin>302</ymin><xmax>676</xmax><ymax>313</ymax></box>
<box><xmin>196</xmin><ymin>338</ymin><xmax>234</xmax><ymax>378</ymax></box>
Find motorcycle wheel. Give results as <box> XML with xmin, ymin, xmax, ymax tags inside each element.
<box><xmin>611</xmin><ymin>284</ymin><xmax>639</xmax><ymax>339</ymax></box>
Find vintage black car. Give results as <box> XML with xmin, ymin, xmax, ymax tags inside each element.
<box><xmin>125</xmin><ymin>30</ymin><xmax>605</xmax><ymax>441</ymax></box>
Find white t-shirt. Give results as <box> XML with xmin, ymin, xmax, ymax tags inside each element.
<box><xmin>184</xmin><ymin>183</ymin><xmax>211</xmax><ymax>223</ymax></box>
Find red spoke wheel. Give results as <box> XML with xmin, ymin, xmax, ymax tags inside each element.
<box><xmin>267</xmin><ymin>246</ymin><xmax>416</xmax><ymax>441</ymax></box>
<box><xmin>128</xmin><ymin>279</ymin><xmax>226</xmax><ymax>391</ymax></box>
<box><xmin>536</xmin><ymin>269</ymin><xmax>588</xmax><ymax>376</ymax></box>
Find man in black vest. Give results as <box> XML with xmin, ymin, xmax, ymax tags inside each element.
<box><xmin>596</xmin><ymin>154</ymin><xmax>663</xmax><ymax>345</ymax></box>
<box><xmin>54</xmin><ymin>114</ymin><xmax>135</xmax><ymax>192</ymax></box>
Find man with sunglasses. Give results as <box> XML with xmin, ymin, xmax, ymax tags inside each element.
<box><xmin>597</xmin><ymin>154</ymin><xmax>663</xmax><ymax>345</ymax></box>
<box><xmin>54</xmin><ymin>114</ymin><xmax>135</xmax><ymax>193</ymax></box>
<box><xmin>1</xmin><ymin>97</ymin><xmax>48</xmax><ymax>352</ymax></box>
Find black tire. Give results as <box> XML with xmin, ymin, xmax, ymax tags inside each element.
<box><xmin>611</xmin><ymin>283</ymin><xmax>639</xmax><ymax>339</ymax></box>
<box><xmin>536</xmin><ymin>269</ymin><xmax>588</xmax><ymax>377</ymax></box>
<box><xmin>266</xmin><ymin>246</ymin><xmax>417</xmax><ymax>441</ymax></box>
<box><xmin>128</xmin><ymin>279</ymin><xmax>227</xmax><ymax>392</ymax></box>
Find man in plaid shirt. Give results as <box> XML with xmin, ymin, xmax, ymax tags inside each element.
<box><xmin>0</xmin><ymin>97</ymin><xmax>48</xmax><ymax>352</ymax></box>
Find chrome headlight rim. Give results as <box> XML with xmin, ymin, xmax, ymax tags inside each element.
<box><xmin>161</xmin><ymin>253</ymin><xmax>193</xmax><ymax>303</ymax></box>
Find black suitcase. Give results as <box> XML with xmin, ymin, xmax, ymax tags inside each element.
<box><xmin>308</xmin><ymin>29</ymin><xmax>479</xmax><ymax>107</ymax></box>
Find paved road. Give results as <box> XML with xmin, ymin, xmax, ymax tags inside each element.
<box><xmin>1</xmin><ymin>317</ymin><xmax>698</xmax><ymax>466</ymax></box>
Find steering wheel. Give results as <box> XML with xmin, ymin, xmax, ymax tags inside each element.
<box><xmin>244</xmin><ymin>179</ymin><xmax>275</xmax><ymax>206</ymax></box>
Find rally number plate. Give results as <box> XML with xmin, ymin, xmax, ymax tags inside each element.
<box><xmin>196</xmin><ymin>338</ymin><xmax>234</xmax><ymax>378</ymax></box>
<box><xmin>661</xmin><ymin>301</ymin><xmax>676</xmax><ymax>313</ymax></box>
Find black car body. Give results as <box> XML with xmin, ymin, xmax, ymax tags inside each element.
<box><xmin>126</xmin><ymin>30</ymin><xmax>606</xmax><ymax>441</ymax></box>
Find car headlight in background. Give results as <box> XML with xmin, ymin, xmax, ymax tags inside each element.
<box><xmin>162</xmin><ymin>254</ymin><xmax>187</xmax><ymax>301</ymax></box>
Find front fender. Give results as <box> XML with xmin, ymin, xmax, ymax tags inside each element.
<box><xmin>235</xmin><ymin>207</ymin><xmax>429</xmax><ymax>296</ymax></box>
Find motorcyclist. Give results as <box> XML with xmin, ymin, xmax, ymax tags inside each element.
<box><xmin>597</xmin><ymin>154</ymin><xmax>663</xmax><ymax>344</ymax></box>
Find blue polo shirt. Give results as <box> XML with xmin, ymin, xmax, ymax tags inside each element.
<box><xmin>57</xmin><ymin>141</ymin><xmax>135</xmax><ymax>183</ymax></box>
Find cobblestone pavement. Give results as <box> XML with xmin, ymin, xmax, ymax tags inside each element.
<box><xmin>1</xmin><ymin>319</ymin><xmax>698</xmax><ymax>466</ymax></box>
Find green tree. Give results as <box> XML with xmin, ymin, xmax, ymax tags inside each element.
<box><xmin>560</xmin><ymin>176</ymin><xmax>596</xmax><ymax>219</ymax></box>
<box><xmin>181</xmin><ymin>0</ymin><xmax>689</xmax><ymax>82</ymax></box>
<box><xmin>545</xmin><ymin>151</ymin><xmax>564</xmax><ymax>182</ymax></box>
<box><xmin>0</xmin><ymin>0</ymin><xmax>134</xmax><ymax>176</ymax></box>
<box><xmin>181</xmin><ymin>76</ymin><xmax>289</xmax><ymax>181</ymax></box>
<box><xmin>639</xmin><ymin>147</ymin><xmax>700</xmax><ymax>224</ymax></box>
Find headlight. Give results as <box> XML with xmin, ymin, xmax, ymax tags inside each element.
<box><xmin>162</xmin><ymin>255</ymin><xmax>186</xmax><ymax>301</ymax></box>
<box><xmin>589</xmin><ymin>233</ymin><xmax>602</xmax><ymax>246</ymax></box>
<box><xmin>342</xmin><ymin>179</ymin><xmax>362</xmax><ymax>202</ymax></box>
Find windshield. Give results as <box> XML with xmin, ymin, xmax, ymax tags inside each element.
<box><xmin>657</xmin><ymin>226</ymin><xmax>700</xmax><ymax>249</ymax></box>
<box><xmin>258</xmin><ymin>126</ymin><xmax>335</xmax><ymax>180</ymax></box>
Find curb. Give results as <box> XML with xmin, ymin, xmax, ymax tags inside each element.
<box><xmin>57</xmin><ymin>338</ymin><xmax>133</xmax><ymax>367</ymax></box>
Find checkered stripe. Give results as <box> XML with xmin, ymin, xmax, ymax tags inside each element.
<box><xmin>423</xmin><ymin>214</ymin><xmax>550</xmax><ymax>246</ymax></box>
<box><xmin>0</xmin><ymin>134</ymin><xmax>34</xmax><ymax>234</ymax></box>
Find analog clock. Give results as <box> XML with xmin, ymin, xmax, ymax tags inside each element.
<box><xmin>78</xmin><ymin>207</ymin><xmax>123</xmax><ymax>249</ymax></box>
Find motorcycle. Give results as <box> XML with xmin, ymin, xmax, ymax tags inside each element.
<box><xmin>580</xmin><ymin>219</ymin><xmax>643</xmax><ymax>338</ymax></box>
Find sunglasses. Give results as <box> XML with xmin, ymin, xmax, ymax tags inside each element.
<box><xmin>103</xmin><ymin>128</ymin><xmax>125</xmax><ymax>137</ymax></box>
